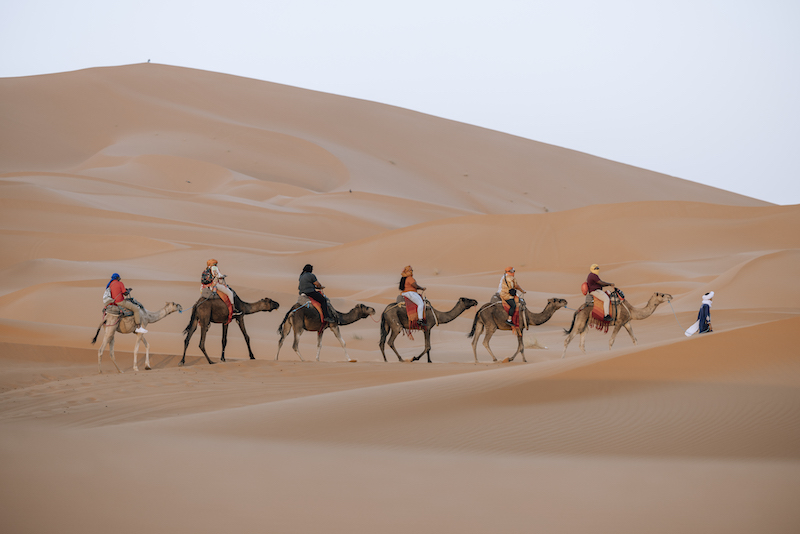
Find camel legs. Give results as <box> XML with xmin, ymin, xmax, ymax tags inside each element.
<box><xmin>410</xmin><ymin>330</ymin><xmax>433</xmax><ymax>363</ymax></box>
<box><xmin>562</xmin><ymin>313</ymin><xmax>589</xmax><ymax>359</ymax></box>
<box><xmin>505</xmin><ymin>333</ymin><xmax>526</xmax><ymax>363</ymax></box>
<box><xmin>470</xmin><ymin>320</ymin><xmax>486</xmax><ymax>363</ymax></box>
<box><xmin>609</xmin><ymin>322</ymin><xmax>637</xmax><ymax>349</ymax></box>
<box><xmin>97</xmin><ymin>327</ymin><xmax>123</xmax><ymax>374</ymax></box>
<box><xmin>220</xmin><ymin>323</ymin><xmax>230</xmax><ymax>362</ymax></box>
<box><xmin>315</xmin><ymin>329</ymin><xmax>324</xmax><ymax>361</ymax></box>
<box><xmin>383</xmin><ymin>326</ymin><xmax>407</xmax><ymax>362</ymax></box>
<box><xmin>180</xmin><ymin>316</ymin><xmax>199</xmax><ymax>365</ymax></box>
<box><xmin>289</xmin><ymin>317</ymin><xmax>307</xmax><ymax>361</ymax></box>
<box><xmin>275</xmin><ymin>317</ymin><xmax>292</xmax><ymax>360</ymax></box>
<box><xmin>291</xmin><ymin>329</ymin><xmax>306</xmax><ymax>361</ymax></box>
<box><xmin>319</xmin><ymin>324</ymin><xmax>355</xmax><ymax>362</ymax></box>
<box><xmin>480</xmin><ymin>323</ymin><xmax>502</xmax><ymax>363</ymax></box>
<box><xmin>196</xmin><ymin>324</ymin><xmax>216</xmax><ymax>365</ymax></box>
<box><xmin>132</xmin><ymin>333</ymin><xmax>150</xmax><ymax>371</ymax></box>
<box><xmin>235</xmin><ymin>316</ymin><xmax>256</xmax><ymax>360</ymax></box>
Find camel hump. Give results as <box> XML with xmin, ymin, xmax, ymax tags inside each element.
<box><xmin>490</xmin><ymin>292</ymin><xmax>502</xmax><ymax>303</ymax></box>
<box><xmin>297</xmin><ymin>294</ymin><xmax>312</xmax><ymax>306</ymax></box>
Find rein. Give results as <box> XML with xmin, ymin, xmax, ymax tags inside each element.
<box><xmin>667</xmin><ymin>301</ymin><xmax>686</xmax><ymax>331</ymax></box>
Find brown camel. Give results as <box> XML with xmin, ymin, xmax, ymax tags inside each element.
<box><xmin>561</xmin><ymin>291</ymin><xmax>672</xmax><ymax>358</ymax></box>
<box><xmin>468</xmin><ymin>297</ymin><xmax>568</xmax><ymax>363</ymax></box>
<box><xmin>91</xmin><ymin>301</ymin><xmax>183</xmax><ymax>373</ymax></box>
<box><xmin>379</xmin><ymin>296</ymin><xmax>478</xmax><ymax>362</ymax></box>
<box><xmin>276</xmin><ymin>299</ymin><xmax>375</xmax><ymax>362</ymax></box>
<box><xmin>181</xmin><ymin>292</ymin><xmax>280</xmax><ymax>365</ymax></box>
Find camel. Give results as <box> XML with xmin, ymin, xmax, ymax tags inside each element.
<box><xmin>276</xmin><ymin>300</ymin><xmax>375</xmax><ymax>362</ymax></box>
<box><xmin>379</xmin><ymin>296</ymin><xmax>478</xmax><ymax>363</ymax></box>
<box><xmin>91</xmin><ymin>301</ymin><xmax>183</xmax><ymax>373</ymax></box>
<box><xmin>468</xmin><ymin>297</ymin><xmax>568</xmax><ymax>363</ymax></box>
<box><xmin>561</xmin><ymin>291</ymin><xmax>673</xmax><ymax>358</ymax></box>
<box><xmin>181</xmin><ymin>293</ymin><xmax>280</xmax><ymax>365</ymax></box>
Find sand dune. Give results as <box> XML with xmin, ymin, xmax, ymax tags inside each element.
<box><xmin>1</xmin><ymin>64</ymin><xmax>799</xmax><ymax>533</ymax></box>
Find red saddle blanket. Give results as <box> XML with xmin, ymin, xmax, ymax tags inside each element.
<box><xmin>591</xmin><ymin>296</ymin><xmax>607</xmax><ymax>322</ymax></box>
<box><xmin>591</xmin><ymin>291</ymin><xmax>623</xmax><ymax>322</ymax></box>
<box><xmin>308</xmin><ymin>299</ymin><xmax>324</xmax><ymax>322</ymax></box>
<box><xmin>501</xmin><ymin>301</ymin><xmax>521</xmax><ymax>328</ymax></box>
<box><xmin>403</xmin><ymin>296</ymin><xmax>419</xmax><ymax>323</ymax></box>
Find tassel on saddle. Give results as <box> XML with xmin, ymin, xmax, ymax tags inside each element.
<box><xmin>587</xmin><ymin>291</ymin><xmax>623</xmax><ymax>332</ymax></box>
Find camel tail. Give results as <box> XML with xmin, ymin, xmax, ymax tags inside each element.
<box><xmin>563</xmin><ymin>311</ymin><xmax>578</xmax><ymax>336</ymax></box>
<box><xmin>378</xmin><ymin>313</ymin><xmax>389</xmax><ymax>346</ymax></box>
<box><xmin>277</xmin><ymin>308</ymin><xmax>295</xmax><ymax>336</ymax></box>
<box><xmin>182</xmin><ymin>305</ymin><xmax>198</xmax><ymax>336</ymax></box>
<box><xmin>90</xmin><ymin>320</ymin><xmax>104</xmax><ymax>345</ymax></box>
<box><xmin>467</xmin><ymin>312</ymin><xmax>480</xmax><ymax>338</ymax></box>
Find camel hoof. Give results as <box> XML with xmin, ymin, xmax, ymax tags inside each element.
<box><xmin>145</xmin><ymin>365</ymin><xmax>151</xmax><ymax>371</ymax></box>
<box><xmin>133</xmin><ymin>368</ymin><xmax>139</xmax><ymax>372</ymax></box>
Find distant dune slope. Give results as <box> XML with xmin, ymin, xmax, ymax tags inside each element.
<box><xmin>0</xmin><ymin>64</ymin><xmax>795</xmax><ymax>353</ymax></box>
<box><xmin>1</xmin><ymin>63</ymin><xmax>767</xmax><ymax>217</ymax></box>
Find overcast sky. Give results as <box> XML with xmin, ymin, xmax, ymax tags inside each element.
<box><xmin>2</xmin><ymin>0</ymin><xmax>798</xmax><ymax>205</ymax></box>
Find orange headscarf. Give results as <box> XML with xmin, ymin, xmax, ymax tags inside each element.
<box><xmin>207</xmin><ymin>259</ymin><xmax>218</xmax><ymax>267</ymax></box>
<box><xmin>401</xmin><ymin>265</ymin><xmax>413</xmax><ymax>277</ymax></box>
<box><xmin>505</xmin><ymin>266</ymin><xmax>515</xmax><ymax>273</ymax></box>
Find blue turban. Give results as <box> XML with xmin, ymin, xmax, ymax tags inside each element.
<box><xmin>106</xmin><ymin>273</ymin><xmax>120</xmax><ymax>288</ymax></box>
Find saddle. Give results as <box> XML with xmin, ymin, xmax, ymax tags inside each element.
<box><xmin>103</xmin><ymin>297</ymin><xmax>143</xmax><ymax>318</ymax></box>
<box><xmin>587</xmin><ymin>289</ymin><xmax>625</xmax><ymax>331</ymax></box>
<box><xmin>296</xmin><ymin>293</ymin><xmax>326</xmax><ymax>324</ymax></box>
<box><xmin>200</xmin><ymin>287</ymin><xmax>235</xmax><ymax>324</ymax></box>
<box><xmin>491</xmin><ymin>292</ymin><xmax>525</xmax><ymax>329</ymax></box>
<box><xmin>104</xmin><ymin>305</ymin><xmax>130</xmax><ymax>317</ymax></box>
<box><xmin>395</xmin><ymin>294</ymin><xmax>429</xmax><ymax>330</ymax></box>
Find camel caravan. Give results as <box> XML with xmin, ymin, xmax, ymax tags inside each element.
<box><xmin>92</xmin><ymin>262</ymin><xmax>678</xmax><ymax>372</ymax></box>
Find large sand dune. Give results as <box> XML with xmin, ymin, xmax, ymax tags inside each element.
<box><xmin>1</xmin><ymin>64</ymin><xmax>798</xmax><ymax>533</ymax></box>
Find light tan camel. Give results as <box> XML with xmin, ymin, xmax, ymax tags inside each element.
<box><xmin>561</xmin><ymin>291</ymin><xmax>672</xmax><ymax>358</ymax></box>
<box><xmin>276</xmin><ymin>299</ymin><xmax>375</xmax><ymax>362</ymax></box>
<box><xmin>91</xmin><ymin>301</ymin><xmax>183</xmax><ymax>373</ymax></box>
<box><xmin>468</xmin><ymin>297</ymin><xmax>568</xmax><ymax>363</ymax></box>
<box><xmin>379</xmin><ymin>296</ymin><xmax>478</xmax><ymax>362</ymax></box>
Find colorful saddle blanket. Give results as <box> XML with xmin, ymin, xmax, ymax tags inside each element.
<box><xmin>298</xmin><ymin>294</ymin><xmax>325</xmax><ymax>323</ymax></box>
<box><xmin>491</xmin><ymin>293</ymin><xmax>522</xmax><ymax>328</ymax></box>
<box><xmin>396</xmin><ymin>294</ymin><xmax>426</xmax><ymax>330</ymax></box>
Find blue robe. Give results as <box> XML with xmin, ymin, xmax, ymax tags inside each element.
<box><xmin>697</xmin><ymin>303</ymin><xmax>711</xmax><ymax>333</ymax></box>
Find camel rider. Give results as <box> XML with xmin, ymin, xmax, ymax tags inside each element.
<box><xmin>202</xmin><ymin>259</ymin><xmax>241</xmax><ymax>317</ymax></box>
<box><xmin>399</xmin><ymin>265</ymin><xmax>427</xmax><ymax>324</ymax></box>
<box><xmin>106</xmin><ymin>273</ymin><xmax>147</xmax><ymax>333</ymax></box>
<box><xmin>587</xmin><ymin>264</ymin><xmax>615</xmax><ymax>322</ymax></box>
<box><xmin>299</xmin><ymin>264</ymin><xmax>335</xmax><ymax>323</ymax></box>
<box><xmin>499</xmin><ymin>267</ymin><xmax>526</xmax><ymax>325</ymax></box>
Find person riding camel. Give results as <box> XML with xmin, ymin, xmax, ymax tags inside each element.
<box><xmin>202</xmin><ymin>259</ymin><xmax>241</xmax><ymax>321</ymax></box>
<box><xmin>587</xmin><ymin>264</ymin><xmax>615</xmax><ymax>322</ymax></box>
<box><xmin>298</xmin><ymin>264</ymin><xmax>335</xmax><ymax>324</ymax></box>
<box><xmin>499</xmin><ymin>267</ymin><xmax>526</xmax><ymax>326</ymax></box>
<box><xmin>399</xmin><ymin>265</ymin><xmax>427</xmax><ymax>325</ymax></box>
<box><xmin>106</xmin><ymin>273</ymin><xmax>147</xmax><ymax>333</ymax></box>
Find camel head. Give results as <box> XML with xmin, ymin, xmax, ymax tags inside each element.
<box><xmin>547</xmin><ymin>298</ymin><xmax>569</xmax><ymax>310</ymax></box>
<box><xmin>654</xmin><ymin>292</ymin><xmax>673</xmax><ymax>304</ymax></box>
<box><xmin>166</xmin><ymin>302</ymin><xmax>183</xmax><ymax>314</ymax></box>
<box><xmin>460</xmin><ymin>297</ymin><xmax>479</xmax><ymax>309</ymax></box>
<box><xmin>355</xmin><ymin>304</ymin><xmax>376</xmax><ymax>318</ymax></box>
<box><xmin>255</xmin><ymin>297</ymin><xmax>280</xmax><ymax>312</ymax></box>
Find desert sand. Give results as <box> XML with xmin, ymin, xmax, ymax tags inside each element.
<box><xmin>1</xmin><ymin>64</ymin><xmax>798</xmax><ymax>533</ymax></box>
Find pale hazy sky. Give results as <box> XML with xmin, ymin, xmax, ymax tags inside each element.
<box><xmin>2</xmin><ymin>0</ymin><xmax>798</xmax><ymax>205</ymax></box>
